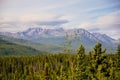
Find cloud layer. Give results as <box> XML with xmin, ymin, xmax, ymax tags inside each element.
<box><xmin>77</xmin><ymin>10</ymin><xmax>120</xmax><ymax>39</ymax></box>
<box><xmin>0</xmin><ymin>0</ymin><xmax>120</xmax><ymax>39</ymax></box>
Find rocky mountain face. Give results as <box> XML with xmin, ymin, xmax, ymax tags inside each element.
<box><xmin>0</xmin><ymin>27</ymin><xmax>119</xmax><ymax>47</ymax></box>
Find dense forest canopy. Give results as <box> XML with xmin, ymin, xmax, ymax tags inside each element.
<box><xmin>0</xmin><ymin>43</ymin><xmax>120</xmax><ymax>80</ymax></box>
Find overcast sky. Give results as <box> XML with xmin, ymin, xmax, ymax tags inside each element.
<box><xmin>0</xmin><ymin>0</ymin><xmax>120</xmax><ymax>39</ymax></box>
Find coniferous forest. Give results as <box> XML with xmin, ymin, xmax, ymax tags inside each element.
<box><xmin>0</xmin><ymin>43</ymin><xmax>120</xmax><ymax>80</ymax></box>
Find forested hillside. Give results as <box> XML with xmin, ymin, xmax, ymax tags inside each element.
<box><xmin>0</xmin><ymin>35</ymin><xmax>63</xmax><ymax>53</ymax></box>
<box><xmin>0</xmin><ymin>38</ymin><xmax>45</xmax><ymax>56</ymax></box>
<box><xmin>0</xmin><ymin>43</ymin><xmax>120</xmax><ymax>80</ymax></box>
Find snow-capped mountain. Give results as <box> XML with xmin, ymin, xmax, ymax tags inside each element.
<box><xmin>92</xmin><ymin>33</ymin><xmax>116</xmax><ymax>45</ymax></box>
<box><xmin>0</xmin><ymin>27</ymin><xmax>118</xmax><ymax>46</ymax></box>
<box><xmin>67</xmin><ymin>28</ymin><xmax>99</xmax><ymax>41</ymax></box>
<box><xmin>23</xmin><ymin>27</ymin><xmax>65</xmax><ymax>37</ymax></box>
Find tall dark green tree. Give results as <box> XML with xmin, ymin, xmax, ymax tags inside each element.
<box><xmin>77</xmin><ymin>45</ymin><xmax>85</xmax><ymax>60</ymax></box>
<box><xmin>87</xmin><ymin>42</ymin><xmax>109</xmax><ymax>80</ymax></box>
<box><xmin>76</xmin><ymin>45</ymin><xmax>86</xmax><ymax>79</ymax></box>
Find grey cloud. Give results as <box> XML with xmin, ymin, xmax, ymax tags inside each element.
<box><xmin>91</xmin><ymin>23</ymin><xmax>120</xmax><ymax>31</ymax></box>
<box><xmin>0</xmin><ymin>20</ymin><xmax>69</xmax><ymax>26</ymax></box>
<box><xmin>108</xmin><ymin>23</ymin><xmax>120</xmax><ymax>29</ymax></box>
<box><xmin>0</xmin><ymin>19</ymin><xmax>69</xmax><ymax>25</ymax></box>
<box><xmin>32</xmin><ymin>20</ymin><xmax>69</xmax><ymax>26</ymax></box>
<box><xmin>89</xmin><ymin>28</ymin><xmax>100</xmax><ymax>32</ymax></box>
<box><xmin>0</xmin><ymin>19</ymin><xmax>69</xmax><ymax>32</ymax></box>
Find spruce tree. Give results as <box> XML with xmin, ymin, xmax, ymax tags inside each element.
<box><xmin>88</xmin><ymin>42</ymin><xmax>108</xmax><ymax>80</ymax></box>
<box><xmin>76</xmin><ymin>45</ymin><xmax>85</xmax><ymax>79</ymax></box>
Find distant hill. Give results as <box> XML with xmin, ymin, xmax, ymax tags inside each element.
<box><xmin>0</xmin><ymin>37</ymin><xmax>46</xmax><ymax>56</ymax></box>
<box><xmin>0</xmin><ymin>35</ymin><xmax>63</xmax><ymax>53</ymax></box>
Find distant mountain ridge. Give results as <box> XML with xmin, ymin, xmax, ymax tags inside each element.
<box><xmin>0</xmin><ymin>27</ymin><xmax>118</xmax><ymax>45</ymax></box>
<box><xmin>0</xmin><ymin>27</ymin><xmax>119</xmax><ymax>53</ymax></box>
<box><xmin>92</xmin><ymin>33</ymin><xmax>116</xmax><ymax>45</ymax></box>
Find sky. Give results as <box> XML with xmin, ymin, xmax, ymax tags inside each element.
<box><xmin>0</xmin><ymin>0</ymin><xmax>120</xmax><ymax>39</ymax></box>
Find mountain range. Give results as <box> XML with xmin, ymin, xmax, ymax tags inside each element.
<box><xmin>0</xmin><ymin>27</ymin><xmax>119</xmax><ymax>53</ymax></box>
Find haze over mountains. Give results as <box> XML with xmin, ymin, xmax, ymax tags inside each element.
<box><xmin>0</xmin><ymin>27</ymin><xmax>119</xmax><ymax>53</ymax></box>
<box><xmin>0</xmin><ymin>27</ymin><xmax>119</xmax><ymax>43</ymax></box>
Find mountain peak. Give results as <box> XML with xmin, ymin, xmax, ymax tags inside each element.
<box><xmin>0</xmin><ymin>27</ymin><xmax>118</xmax><ymax>46</ymax></box>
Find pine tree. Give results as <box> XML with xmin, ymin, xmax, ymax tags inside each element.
<box><xmin>76</xmin><ymin>45</ymin><xmax>85</xmax><ymax>79</ymax></box>
<box><xmin>88</xmin><ymin>42</ymin><xmax>108</xmax><ymax>80</ymax></box>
